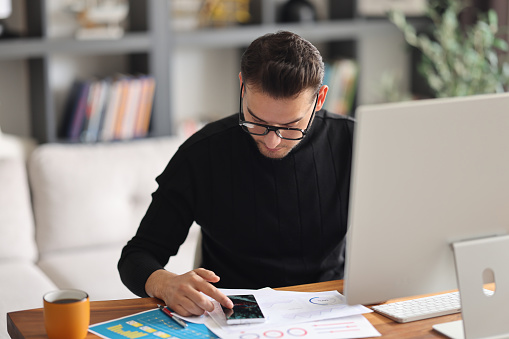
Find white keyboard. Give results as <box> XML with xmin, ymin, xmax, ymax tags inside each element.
<box><xmin>372</xmin><ymin>290</ymin><xmax>494</xmax><ymax>323</ymax></box>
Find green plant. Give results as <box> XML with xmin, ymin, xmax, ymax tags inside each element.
<box><xmin>389</xmin><ymin>0</ymin><xmax>509</xmax><ymax>97</ymax></box>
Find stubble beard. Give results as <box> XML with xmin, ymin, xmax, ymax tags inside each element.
<box><xmin>254</xmin><ymin>139</ymin><xmax>298</xmax><ymax>160</ymax></box>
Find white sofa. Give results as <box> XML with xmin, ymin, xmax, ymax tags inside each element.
<box><xmin>0</xmin><ymin>135</ymin><xmax>200</xmax><ymax>339</ymax></box>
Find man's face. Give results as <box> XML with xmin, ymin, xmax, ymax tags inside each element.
<box><xmin>241</xmin><ymin>86</ymin><xmax>317</xmax><ymax>159</ymax></box>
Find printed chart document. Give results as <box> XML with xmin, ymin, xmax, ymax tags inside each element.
<box><xmin>205</xmin><ymin>288</ymin><xmax>380</xmax><ymax>339</ymax></box>
<box><xmin>89</xmin><ymin>308</ymin><xmax>218</xmax><ymax>339</ymax></box>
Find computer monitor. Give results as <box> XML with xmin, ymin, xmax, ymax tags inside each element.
<box><xmin>344</xmin><ymin>92</ymin><xmax>509</xmax><ymax>337</ymax></box>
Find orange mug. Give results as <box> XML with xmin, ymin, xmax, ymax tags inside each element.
<box><xmin>43</xmin><ymin>289</ymin><xmax>90</xmax><ymax>339</ymax></box>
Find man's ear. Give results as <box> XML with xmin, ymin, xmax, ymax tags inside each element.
<box><xmin>239</xmin><ymin>72</ymin><xmax>245</xmax><ymax>97</ymax></box>
<box><xmin>315</xmin><ymin>85</ymin><xmax>329</xmax><ymax>111</ymax></box>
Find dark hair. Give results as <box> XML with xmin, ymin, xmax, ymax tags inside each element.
<box><xmin>240</xmin><ymin>31</ymin><xmax>324</xmax><ymax>99</ymax></box>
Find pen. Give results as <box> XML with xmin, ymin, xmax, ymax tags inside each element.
<box><xmin>157</xmin><ymin>304</ymin><xmax>187</xmax><ymax>328</ymax></box>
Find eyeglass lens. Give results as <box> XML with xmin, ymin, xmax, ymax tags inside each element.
<box><xmin>241</xmin><ymin>123</ymin><xmax>304</xmax><ymax>140</ymax></box>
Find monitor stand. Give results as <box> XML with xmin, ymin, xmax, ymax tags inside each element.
<box><xmin>433</xmin><ymin>234</ymin><xmax>509</xmax><ymax>339</ymax></box>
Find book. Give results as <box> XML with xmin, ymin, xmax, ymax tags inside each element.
<box><xmin>100</xmin><ymin>77</ymin><xmax>123</xmax><ymax>141</ymax></box>
<box><xmin>324</xmin><ymin>59</ymin><xmax>358</xmax><ymax>116</ymax></box>
<box><xmin>69</xmin><ymin>81</ymin><xmax>91</xmax><ymax>142</ymax></box>
<box><xmin>134</xmin><ymin>76</ymin><xmax>156</xmax><ymax>138</ymax></box>
<box><xmin>95</xmin><ymin>79</ymin><xmax>112</xmax><ymax>141</ymax></box>
<box><xmin>82</xmin><ymin>79</ymin><xmax>111</xmax><ymax>142</ymax></box>
<box><xmin>113</xmin><ymin>76</ymin><xmax>131</xmax><ymax>140</ymax></box>
<box><xmin>141</xmin><ymin>77</ymin><xmax>156</xmax><ymax>137</ymax></box>
<box><xmin>59</xmin><ymin>81</ymin><xmax>85</xmax><ymax>139</ymax></box>
<box><xmin>119</xmin><ymin>77</ymin><xmax>143</xmax><ymax>140</ymax></box>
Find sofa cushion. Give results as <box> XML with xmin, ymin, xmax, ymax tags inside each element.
<box><xmin>0</xmin><ymin>158</ymin><xmax>37</xmax><ymax>261</ymax></box>
<box><xmin>0</xmin><ymin>261</ymin><xmax>57</xmax><ymax>311</ymax></box>
<box><xmin>28</xmin><ymin>137</ymin><xmax>183</xmax><ymax>255</ymax></box>
<box><xmin>37</xmin><ymin>223</ymin><xmax>201</xmax><ymax>301</ymax></box>
<box><xmin>0</xmin><ymin>133</ymin><xmax>36</xmax><ymax>160</ymax></box>
<box><xmin>37</xmin><ymin>245</ymin><xmax>137</xmax><ymax>301</ymax></box>
<box><xmin>0</xmin><ymin>261</ymin><xmax>57</xmax><ymax>338</ymax></box>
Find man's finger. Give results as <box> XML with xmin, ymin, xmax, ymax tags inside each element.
<box><xmin>188</xmin><ymin>292</ymin><xmax>216</xmax><ymax>313</ymax></box>
<box><xmin>180</xmin><ymin>295</ymin><xmax>210</xmax><ymax>315</ymax></box>
<box><xmin>193</xmin><ymin>268</ymin><xmax>220</xmax><ymax>283</ymax></box>
<box><xmin>177</xmin><ymin>303</ymin><xmax>205</xmax><ymax>317</ymax></box>
<box><xmin>188</xmin><ymin>269</ymin><xmax>234</xmax><ymax>309</ymax></box>
<box><xmin>197</xmin><ymin>282</ymin><xmax>234</xmax><ymax>309</ymax></box>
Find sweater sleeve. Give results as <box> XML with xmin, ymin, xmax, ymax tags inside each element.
<box><xmin>118</xmin><ymin>149</ymin><xmax>196</xmax><ymax>297</ymax></box>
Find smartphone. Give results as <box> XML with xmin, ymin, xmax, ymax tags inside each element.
<box><xmin>221</xmin><ymin>294</ymin><xmax>266</xmax><ymax>325</ymax></box>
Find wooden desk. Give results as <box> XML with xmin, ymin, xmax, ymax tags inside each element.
<box><xmin>7</xmin><ymin>280</ymin><xmax>458</xmax><ymax>338</ymax></box>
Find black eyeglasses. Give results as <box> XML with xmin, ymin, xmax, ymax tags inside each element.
<box><xmin>238</xmin><ymin>84</ymin><xmax>318</xmax><ymax>141</ymax></box>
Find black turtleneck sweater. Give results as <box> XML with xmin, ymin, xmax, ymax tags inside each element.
<box><xmin>118</xmin><ymin>110</ymin><xmax>354</xmax><ymax>297</ymax></box>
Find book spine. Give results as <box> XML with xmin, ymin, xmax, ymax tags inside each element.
<box><xmin>69</xmin><ymin>82</ymin><xmax>91</xmax><ymax>142</ymax></box>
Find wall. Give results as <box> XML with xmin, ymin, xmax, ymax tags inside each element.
<box><xmin>358</xmin><ymin>33</ymin><xmax>409</xmax><ymax>105</ymax></box>
<box><xmin>0</xmin><ymin>0</ymin><xmax>28</xmax><ymax>136</ymax></box>
<box><xmin>172</xmin><ymin>47</ymin><xmax>239</xmax><ymax>130</ymax></box>
<box><xmin>0</xmin><ymin>60</ymin><xmax>30</xmax><ymax>136</ymax></box>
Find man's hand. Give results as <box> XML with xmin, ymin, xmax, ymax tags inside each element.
<box><xmin>145</xmin><ymin>268</ymin><xmax>234</xmax><ymax>316</ymax></box>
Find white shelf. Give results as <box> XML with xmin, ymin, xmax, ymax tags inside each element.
<box><xmin>173</xmin><ymin>20</ymin><xmax>401</xmax><ymax>48</ymax></box>
<box><xmin>0</xmin><ymin>33</ymin><xmax>152</xmax><ymax>59</ymax></box>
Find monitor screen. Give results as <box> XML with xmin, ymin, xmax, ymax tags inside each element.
<box><xmin>344</xmin><ymin>92</ymin><xmax>509</xmax><ymax>306</ymax></box>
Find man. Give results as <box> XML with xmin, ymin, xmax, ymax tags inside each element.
<box><xmin>118</xmin><ymin>31</ymin><xmax>354</xmax><ymax>317</ymax></box>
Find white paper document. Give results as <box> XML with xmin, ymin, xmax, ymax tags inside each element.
<box><xmin>205</xmin><ymin>289</ymin><xmax>378</xmax><ymax>338</ymax></box>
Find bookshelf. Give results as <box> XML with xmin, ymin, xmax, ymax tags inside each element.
<box><xmin>0</xmin><ymin>0</ymin><xmax>170</xmax><ymax>143</ymax></box>
<box><xmin>0</xmin><ymin>0</ymin><xmax>420</xmax><ymax>144</ymax></box>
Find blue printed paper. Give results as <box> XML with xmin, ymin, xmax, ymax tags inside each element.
<box><xmin>89</xmin><ymin>309</ymin><xmax>219</xmax><ymax>339</ymax></box>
